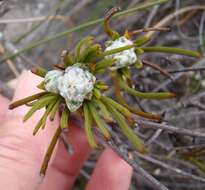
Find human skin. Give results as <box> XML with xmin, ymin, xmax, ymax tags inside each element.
<box><xmin>0</xmin><ymin>71</ymin><xmax>133</xmax><ymax>190</ymax></box>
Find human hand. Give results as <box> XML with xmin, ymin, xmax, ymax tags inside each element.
<box><xmin>0</xmin><ymin>71</ymin><xmax>132</xmax><ymax>190</ymax></box>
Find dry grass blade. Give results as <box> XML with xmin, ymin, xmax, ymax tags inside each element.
<box><xmin>142</xmin><ymin>59</ymin><xmax>173</xmax><ymax>80</ymax></box>
<box><xmin>146</xmin><ymin>5</ymin><xmax>205</xmax><ymax>38</ymax></box>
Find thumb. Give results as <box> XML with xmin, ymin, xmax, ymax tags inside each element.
<box><xmin>0</xmin><ymin>71</ymin><xmax>59</xmax><ymax>190</ymax></box>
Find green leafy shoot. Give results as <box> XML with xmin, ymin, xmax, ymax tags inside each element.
<box><xmin>60</xmin><ymin>107</ymin><xmax>70</xmax><ymax>130</ymax></box>
<box><xmin>118</xmin><ymin>75</ymin><xmax>176</xmax><ymax>100</ymax></box>
<box><xmin>83</xmin><ymin>103</ymin><xmax>98</xmax><ymax>148</ymax></box>
<box><xmin>87</xmin><ymin>101</ymin><xmax>111</xmax><ymax>139</ymax></box>
<box><xmin>103</xmin><ymin>101</ymin><xmax>145</xmax><ymax>153</ymax></box>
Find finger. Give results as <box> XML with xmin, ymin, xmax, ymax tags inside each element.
<box><xmin>0</xmin><ymin>110</ymin><xmax>61</xmax><ymax>190</ymax></box>
<box><xmin>8</xmin><ymin>70</ymin><xmax>43</xmax><ymax>119</ymax></box>
<box><xmin>0</xmin><ymin>70</ymin><xmax>61</xmax><ymax>189</ymax></box>
<box><xmin>39</xmin><ymin>125</ymin><xmax>90</xmax><ymax>190</ymax></box>
<box><xmin>5</xmin><ymin>70</ymin><xmax>59</xmax><ymax>154</ymax></box>
<box><xmin>0</xmin><ymin>95</ymin><xmax>9</xmax><ymax>122</ymax></box>
<box><xmin>4</xmin><ymin>70</ymin><xmax>91</xmax><ymax>189</ymax></box>
<box><xmin>86</xmin><ymin>148</ymin><xmax>133</xmax><ymax>190</ymax></box>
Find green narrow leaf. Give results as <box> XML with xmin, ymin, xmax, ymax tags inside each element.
<box><xmin>141</xmin><ymin>46</ymin><xmax>201</xmax><ymax>58</ymax></box>
<box><xmin>80</xmin><ymin>44</ymin><xmax>102</xmax><ymax>62</ymax></box>
<box><xmin>93</xmin><ymin>88</ymin><xmax>101</xmax><ymax>99</ymax></box>
<box><xmin>49</xmin><ymin>98</ymin><xmax>61</xmax><ymax>121</ymax></box>
<box><xmin>111</xmin><ymin>72</ymin><xmax>161</xmax><ymax>121</ymax></box>
<box><xmin>63</xmin><ymin>52</ymin><xmax>74</xmax><ymax>67</ymax></box>
<box><xmin>95</xmin><ymin>58</ymin><xmax>116</xmax><ymax>72</ymax></box>
<box><xmin>23</xmin><ymin>94</ymin><xmax>58</xmax><ymax>122</ymax></box>
<box><xmin>134</xmin><ymin>60</ymin><xmax>143</xmax><ymax>69</ymax></box>
<box><xmin>119</xmin><ymin>77</ymin><xmax>176</xmax><ymax>100</ymax></box>
<box><xmin>99</xmin><ymin>44</ymin><xmax>136</xmax><ymax>58</ymax></box>
<box><xmin>60</xmin><ymin>107</ymin><xmax>70</xmax><ymax>130</ymax></box>
<box><xmin>31</xmin><ymin>67</ymin><xmax>47</xmax><ymax>78</ymax></box>
<box><xmin>120</xmin><ymin>67</ymin><xmax>131</xmax><ymax>80</ymax></box>
<box><xmin>134</xmin><ymin>35</ymin><xmax>150</xmax><ymax>46</ymax></box>
<box><xmin>37</xmin><ymin>81</ymin><xmax>45</xmax><ymax>90</ymax></box>
<box><xmin>75</xmin><ymin>36</ymin><xmax>94</xmax><ymax>61</ymax></box>
<box><xmin>101</xmin><ymin>96</ymin><xmax>132</xmax><ymax>118</ymax></box>
<box><xmin>83</xmin><ymin>103</ymin><xmax>98</xmax><ymax>148</ymax></box>
<box><xmin>93</xmin><ymin>98</ymin><xmax>112</xmax><ymax>122</ymax></box>
<box><xmin>105</xmin><ymin>102</ymin><xmax>145</xmax><ymax>153</ymax></box>
<box><xmin>33</xmin><ymin>100</ymin><xmax>56</xmax><ymax>135</ymax></box>
<box><xmin>9</xmin><ymin>92</ymin><xmax>47</xmax><ymax>109</ymax></box>
<box><xmin>87</xmin><ymin>101</ymin><xmax>110</xmax><ymax>139</ymax></box>
<box><xmin>25</xmin><ymin>101</ymin><xmax>37</xmax><ymax>107</ymax></box>
<box><xmin>94</xmin><ymin>81</ymin><xmax>109</xmax><ymax>90</ymax></box>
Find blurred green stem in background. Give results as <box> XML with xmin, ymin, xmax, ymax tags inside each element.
<box><xmin>0</xmin><ymin>0</ymin><xmax>168</xmax><ymax>64</ymax></box>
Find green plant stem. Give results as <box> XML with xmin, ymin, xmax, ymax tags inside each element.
<box><xmin>104</xmin><ymin>7</ymin><xmax>120</xmax><ymax>40</ymax></box>
<box><xmin>119</xmin><ymin>76</ymin><xmax>176</xmax><ymax>100</ymax></box>
<box><xmin>141</xmin><ymin>46</ymin><xmax>201</xmax><ymax>58</ymax></box>
<box><xmin>0</xmin><ymin>0</ymin><xmax>168</xmax><ymax>64</ymax></box>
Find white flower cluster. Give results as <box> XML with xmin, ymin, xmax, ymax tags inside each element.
<box><xmin>44</xmin><ymin>65</ymin><xmax>96</xmax><ymax>112</ymax></box>
<box><xmin>105</xmin><ymin>36</ymin><xmax>137</xmax><ymax>70</ymax></box>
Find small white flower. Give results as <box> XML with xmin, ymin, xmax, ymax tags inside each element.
<box><xmin>105</xmin><ymin>36</ymin><xmax>137</xmax><ymax>70</ymax></box>
<box><xmin>44</xmin><ymin>65</ymin><xmax>96</xmax><ymax>112</ymax></box>
<box><xmin>44</xmin><ymin>70</ymin><xmax>63</xmax><ymax>94</ymax></box>
<box><xmin>58</xmin><ymin>66</ymin><xmax>96</xmax><ymax>112</ymax></box>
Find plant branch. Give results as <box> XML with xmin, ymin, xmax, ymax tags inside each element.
<box><xmin>137</xmin><ymin>120</ymin><xmax>205</xmax><ymax>138</ymax></box>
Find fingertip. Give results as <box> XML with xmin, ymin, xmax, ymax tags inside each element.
<box><xmin>86</xmin><ymin>148</ymin><xmax>133</xmax><ymax>190</ymax></box>
<box><xmin>39</xmin><ymin>125</ymin><xmax>91</xmax><ymax>190</ymax></box>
